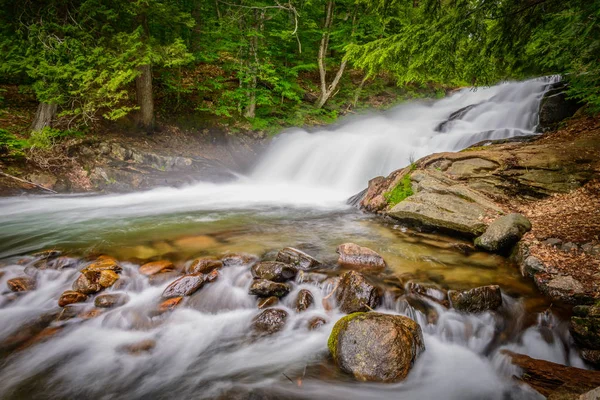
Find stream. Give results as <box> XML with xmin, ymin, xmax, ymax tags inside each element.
<box><xmin>0</xmin><ymin>77</ymin><xmax>585</xmax><ymax>399</ymax></box>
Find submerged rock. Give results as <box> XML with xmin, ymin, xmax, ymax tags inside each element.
<box><xmin>405</xmin><ymin>281</ymin><xmax>448</xmax><ymax>305</ymax></box>
<box><xmin>252</xmin><ymin>308</ymin><xmax>288</xmax><ymax>335</ymax></box>
<box><xmin>162</xmin><ymin>270</ymin><xmax>218</xmax><ymax>298</ymax></box>
<box><xmin>295</xmin><ymin>289</ymin><xmax>314</xmax><ymax>312</ymax></box>
<box><xmin>95</xmin><ymin>293</ymin><xmax>129</xmax><ymax>308</ymax></box>
<box><xmin>328</xmin><ymin>312</ymin><xmax>425</xmax><ymax>382</ymax></box>
<box><xmin>158</xmin><ymin>296</ymin><xmax>183</xmax><ymax>313</ymax></box>
<box><xmin>336</xmin><ymin>270</ymin><xmax>382</xmax><ymax>314</ymax></box>
<box><xmin>251</xmin><ymin>261</ymin><xmax>297</xmax><ymax>282</ymax></box>
<box><xmin>448</xmin><ymin>285</ymin><xmax>502</xmax><ymax>313</ymax></box>
<box><xmin>139</xmin><ymin>260</ymin><xmax>175</xmax><ymax>276</ymax></box>
<box><xmin>474</xmin><ymin>213</ymin><xmax>531</xmax><ymax>253</ymax></box>
<box><xmin>72</xmin><ymin>273</ymin><xmax>102</xmax><ymax>294</ymax></box>
<box><xmin>58</xmin><ymin>290</ymin><xmax>88</xmax><ymax>307</ymax></box>
<box><xmin>7</xmin><ymin>277</ymin><xmax>36</xmax><ymax>292</ymax></box>
<box><xmin>248</xmin><ymin>279</ymin><xmax>291</xmax><ymax>298</ymax></box>
<box><xmin>296</xmin><ymin>271</ymin><xmax>328</xmax><ymax>285</ymax></box>
<box><xmin>221</xmin><ymin>253</ymin><xmax>258</xmax><ymax>267</ymax></box>
<box><xmin>257</xmin><ymin>296</ymin><xmax>278</xmax><ymax>309</ymax></box>
<box><xmin>308</xmin><ymin>316</ymin><xmax>327</xmax><ymax>330</ymax></box>
<box><xmin>118</xmin><ymin>339</ymin><xmax>156</xmax><ymax>355</ymax></box>
<box><xmin>275</xmin><ymin>247</ymin><xmax>322</xmax><ymax>271</ymax></box>
<box><xmin>336</xmin><ymin>243</ymin><xmax>386</xmax><ymax>272</ymax></box>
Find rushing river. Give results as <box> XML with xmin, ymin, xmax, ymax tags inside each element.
<box><xmin>0</xmin><ymin>77</ymin><xmax>584</xmax><ymax>399</ymax></box>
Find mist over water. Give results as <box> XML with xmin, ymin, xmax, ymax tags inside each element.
<box><xmin>0</xmin><ymin>77</ymin><xmax>578</xmax><ymax>400</ymax></box>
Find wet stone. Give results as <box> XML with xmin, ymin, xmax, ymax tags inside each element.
<box><xmin>406</xmin><ymin>281</ymin><xmax>448</xmax><ymax>305</ymax></box>
<box><xmin>295</xmin><ymin>289</ymin><xmax>314</xmax><ymax>312</ymax></box>
<box><xmin>118</xmin><ymin>339</ymin><xmax>156</xmax><ymax>355</ymax></box>
<box><xmin>85</xmin><ymin>256</ymin><xmax>122</xmax><ymax>273</ymax></box>
<box><xmin>296</xmin><ymin>271</ymin><xmax>328</xmax><ymax>285</ymax></box>
<box><xmin>474</xmin><ymin>213</ymin><xmax>531</xmax><ymax>253</ymax></box>
<box><xmin>336</xmin><ymin>243</ymin><xmax>386</xmax><ymax>272</ymax></box>
<box><xmin>95</xmin><ymin>293</ymin><xmax>129</xmax><ymax>308</ymax></box>
<box><xmin>252</xmin><ymin>308</ymin><xmax>288</xmax><ymax>335</ymax></box>
<box><xmin>251</xmin><ymin>261</ymin><xmax>297</xmax><ymax>282</ymax></box>
<box><xmin>139</xmin><ymin>260</ymin><xmax>175</xmax><ymax>276</ymax></box>
<box><xmin>308</xmin><ymin>316</ymin><xmax>327</xmax><ymax>330</ymax></box>
<box><xmin>276</xmin><ymin>247</ymin><xmax>322</xmax><ymax>271</ymax></box>
<box><xmin>221</xmin><ymin>253</ymin><xmax>258</xmax><ymax>267</ymax></box>
<box><xmin>248</xmin><ymin>279</ymin><xmax>291</xmax><ymax>298</ymax></box>
<box><xmin>336</xmin><ymin>270</ymin><xmax>382</xmax><ymax>314</ymax></box>
<box><xmin>98</xmin><ymin>270</ymin><xmax>120</xmax><ymax>288</ymax></box>
<box><xmin>162</xmin><ymin>271</ymin><xmax>217</xmax><ymax>298</ymax></box>
<box><xmin>448</xmin><ymin>285</ymin><xmax>502</xmax><ymax>313</ymax></box>
<box><xmin>188</xmin><ymin>257</ymin><xmax>223</xmax><ymax>274</ymax></box>
<box><xmin>7</xmin><ymin>277</ymin><xmax>36</xmax><ymax>292</ymax></box>
<box><xmin>148</xmin><ymin>271</ymin><xmax>181</xmax><ymax>286</ymax></box>
<box><xmin>58</xmin><ymin>290</ymin><xmax>88</xmax><ymax>307</ymax></box>
<box><xmin>328</xmin><ymin>312</ymin><xmax>425</xmax><ymax>382</ymax></box>
<box><xmin>257</xmin><ymin>296</ymin><xmax>278</xmax><ymax>309</ymax></box>
<box><xmin>158</xmin><ymin>296</ymin><xmax>183</xmax><ymax>313</ymax></box>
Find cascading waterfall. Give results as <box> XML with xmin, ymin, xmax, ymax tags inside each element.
<box><xmin>0</xmin><ymin>76</ymin><xmax>581</xmax><ymax>400</ymax></box>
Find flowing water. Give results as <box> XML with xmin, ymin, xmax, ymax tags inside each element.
<box><xmin>0</xmin><ymin>77</ymin><xmax>583</xmax><ymax>399</ymax></box>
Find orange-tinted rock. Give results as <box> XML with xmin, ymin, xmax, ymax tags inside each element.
<box><xmin>308</xmin><ymin>316</ymin><xmax>327</xmax><ymax>330</ymax></box>
<box><xmin>58</xmin><ymin>290</ymin><xmax>88</xmax><ymax>307</ymax></box>
<box><xmin>17</xmin><ymin>326</ymin><xmax>62</xmax><ymax>352</ymax></box>
<box><xmin>85</xmin><ymin>256</ymin><xmax>122</xmax><ymax>273</ymax></box>
<box><xmin>7</xmin><ymin>276</ymin><xmax>36</xmax><ymax>292</ymax></box>
<box><xmin>257</xmin><ymin>296</ymin><xmax>278</xmax><ymax>309</ymax></box>
<box><xmin>140</xmin><ymin>260</ymin><xmax>175</xmax><ymax>276</ymax></box>
<box><xmin>98</xmin><ymin>270</ymin><xmax>119</xmax><ymax>288</ymax></box>
<box><xmin>173</xmin><ymin>235</ymin><xmax>218</xmax><ymax>251</ymax></box>
<box><xmin>336</xmin><ymin>243</ymin><xmax>386</xmax><ymax>272</ymax></box>
<box><xmin>72</xmin><ymin>273</ymin><xmax>102</xmax><ymax>294</ymax></box>
<box><xmin>158</xmin><ymin>297</ymin><xmax>183</xmax><ymax>312</ymax></box>
<box><xmin>188</xmin><ymin>257</ymin><xmax>223</xmax><ymax>274</ymax></box>
<box><xmin>295</xmin><ymin>289</ymin><xmax>314</xmax><ymax>312</ymax></box>
<box><xmin>79</xmin><ymin>308</ymin><xmax>104</xmax><ymax>320</ymax></box>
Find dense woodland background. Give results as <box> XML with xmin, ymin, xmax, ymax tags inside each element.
<box><xmin>0</xmin><ymin>0</ymin><xmax>598</xmax><ymax>157</ymax></box>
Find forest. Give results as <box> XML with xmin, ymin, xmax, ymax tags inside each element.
<box><xmin>0</xmin><ymin>0</ymin><xmax>598</xmax><ymax>154</ymax></box>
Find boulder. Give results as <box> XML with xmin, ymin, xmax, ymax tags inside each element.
<box><xmin>295</xmin><ymin>289</ymin><xmax>314</xmax><ymax>312</ymax></box>
<box><xmin>275</xmin><ymin>247</ymin><xmax>321</xmax><ymax>271</ymax></box>
<box><xmin>538</xmin><ymin>83</ymin><xmax>581</xmax><ymax>132</ymax></box>
<box><xmin>97</xmin><ymin>270</ymin><xmax>120</xmax><ymax>288</ymax></box>
<box><xmin>448</xmin><ymin>285</ymin><xmax>502</xmax><ymax>313</ymax></box>
<box><xmin>570</xmin><ymin>303</ymin><xmax>600</xmax><ymax>365</ymax></box>
<box><xmin>251</xmin><ymin>261</ymin><xmax>297</xmax><ymax>282</ymax></box>
<box><xmin>252</xmin><ymin>308</ymin><xmax>288</xmax><ymax>335</ymax></box>
<box><xmin>58</xmin><ymin>290</ymin><xmax>88</xmax><ymax>307</ymax></box>
<box><xmin>139</xmin><ymin>260</ymin><xmax>175</xmax><ymax>276</ymax></box>
<box><xmin>533</xmin><ymin>273</ymin><xmax>591</xmax><ymax>304</ymax></box>
<box><xmin>336</xmin><ymin>271</ymin><xmax>382</xmax><ymax>314</ymax></box>
<box><xmin>188</xmin><ymin>257</ymin><xmax>223</xmax><ymax>274</ymax></box>
<box><xmin>94</xmin><ymin>293</ymin><xmax>129</xmax><ymax>308</ymax></box>
<box><xmin>85</xmin><ymin>256</ymin><xmax>122</xmax><ymax>273</ymax></box>
<box><xmin>162</xmin><ymin>270</ymin><xmax>218</xmax><ymax>298</ymax></box>
<box><xmin>7</xmin><ymin>277</ymin><xmax>36</xmax><ymax>292</ymax></box>
<box><xmin>328</xmin><ymin>312</ymin><xmax>425</xmax><ymax>382</ymax></box>
<box><xmin>474</xmin><ymin>213</ymin><xmax>532</xmax><ymax>253</ymax></box>
<box><xmin>336</xmin><ymin>243</ymin><xmax>386</xmax><ymax>272</ymax></box>
<box><xmin>248</xmin><ymin>279</ymin><xmax>291</xmax><ymax>298</ymax></box>
<box><xmin>257</xmin><ymin>296</ymin><xmax>278</xmax><ymax>309</ymax></box>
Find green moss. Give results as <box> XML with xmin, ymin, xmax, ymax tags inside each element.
<box><xmin>384</xmin><ymin>171</ymin><xmax>414</xmax><ymax>207</ymax></box>
<box><xmin>460</xmin><ymin>146</ymin><xmax>488</xmax><ymax>152</ymax></box>
<box><xmin>328</xmin><ymin>312</ymin><xmax>366</xmax><ymax>358</ymax></box>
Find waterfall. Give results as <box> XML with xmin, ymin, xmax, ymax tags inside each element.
<box><xmin>251</xmin><ymin>76</ymin><xmax>560</xmax><ymax>194</ymax></box>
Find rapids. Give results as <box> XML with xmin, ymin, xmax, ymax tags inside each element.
<box><xmin>0</xmin><ymin>77</ymin><xmax>584</xmax><ymax>400</ymax></box>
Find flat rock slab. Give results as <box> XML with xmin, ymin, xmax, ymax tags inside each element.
<box><xmin>336</xmin><ymin>243</ymin><xmax>386</xmax><ymax>272</ymax></box>
<box><xmin>275</xmin><ymin>247</ymin><xmax>322</xmax><ymax>271</ymax></box>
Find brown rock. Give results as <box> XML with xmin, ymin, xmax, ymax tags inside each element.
<box><xmin>58</xmin><ymin>290</ymin><xmax>88</xmax><ymax>307</ymax></box>
<box><xmin>336</xmin><ymin>270</ymin><xmax>382</xmax><ymax>314</ymax></box>
<box><xmin>72</xmin><ymin>273</ymin><xmax>102</xmax><ymax>294</ymax></box>
<box><xmin>188</xmin><ymin>257</ymin><xmax>223</xmax><ymax>274</ymax></box>
<box><xmin>98</xmin><ymin>270</ymin><xmax>119</xmax><ymax>288</ymax></box>
<box><xmin>7</xmin><ymin>277</ymin><xmax>36</xmax><ymax>292</ymax></box>
<box><xmin>257</xmin><ymin>296</ymin><xmax>278</xmax><ymax>309</ymax></box>
<box><xmin>94</xmin><ymin>293</ymin><xmax>129</xmax><ymax>308</ymax></box>
<box><xmin>251</xmin><ymin>261</ymin><xmax>297</xmax><ymax>282</ymax></box>
<box><xmin>118</xmin><ymin>339</ymin><xmax>156</xmax><ymax>355</ymax></box>
<box><xmin>158</xmin><ymin>297</ymin><xmax>183</xmax><ymax>312</ymax></box>
<box><xmin>328</xmin><ymin>312</ymin><xmax>425</xmax><ymax>382</ymax></box>
<box><xmin>295</xmin><ymin>289</ymin><xmax>314</xmax><ymax>312</ymax></box>
<box><xmin>252</xmin><ymin>308</ymin><xmax>288</xmax><ymax>335</ymax></box>
<box><xmin>276</xmin><ymin>247</ymin><xmax>322</xmax><ymax>271</ymax></box>
<box><xmin>162</xmin><ymin>272</ymin><xmax>216</xmax><ymax>298</ymax></box>
<box><xmin>448</xmin><ymin>285</ymin><xmax>502</xmax><ymax>313</ymax></box>
<box><xmin>336</xmin><ymin>243</ymin><xmax>386</xmax><ymax>272</ymax></box>
<box><xmin>249</xmin><ymin>279</ymin><xmax>291</xmax><ymax>298</ymax></box>
<box><xmin>148</xmin><ymin>271</ymin><xmax>181</xmax><ymax>286</ymax></box>
<box><xmin>86</xmin><ymin>256</ymin><xmax>122</xmax><ymax>273</ymax></box>
<box><xmin>308</xmin><ymin>317</ymin><xmax>327</xmax><ymax>330</ymax></box>
<box><xmin>296</xmin><ymin>271</ymin><xmax>328</xmax><ymax>285</ymax></box>
<box><xmin>139</xmin><ymin>260</ymin><xmax>175</xmax><ymax>276</ymax></box>
<box><xmin>406</xmin><ymin>281</ymin><xmax>448</xmax><ymax>305</ymax></box>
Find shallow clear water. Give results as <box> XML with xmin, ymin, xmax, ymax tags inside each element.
<box><xmin>0</xmin><ymin>77</ymin><xmax>584</xmax><ymax>400</ymax></box>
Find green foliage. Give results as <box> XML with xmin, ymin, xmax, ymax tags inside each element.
<box><xmin>0</xmin><ymin>128</ymin><xmax>27</xmax><ymax>156</ymax></box>
<box><xmin>27</xmin><ymin>127</ymin><xmax>84</xmax><ymax>150</ymax></box>
<box><xmin>384</xmin><ymin>169</ymin><xmax>414</xmax><ymax>206</ymax></box>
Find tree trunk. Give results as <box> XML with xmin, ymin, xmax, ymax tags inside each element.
<box><xmin>30</xmin><ymin>103</ymin><xmax>57</xmax><ymax>132</ymax></box>
<box><xmin>135</xmin><ymin>64</ymin><xmax>155</xmax><ymax>132</ymax></box>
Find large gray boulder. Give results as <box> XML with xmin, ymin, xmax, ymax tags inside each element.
<box><xmin>474</xmin><ymin>213</ymin><xmax>531</xmax><ymax>253</ymax></box>
<box><xmin>328</xmin><ymin>312</ymin><xmax>425</xmax><ymax>382</ymax></box>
